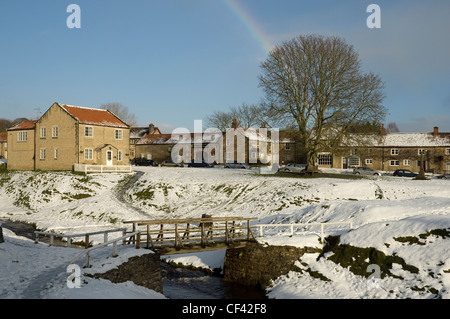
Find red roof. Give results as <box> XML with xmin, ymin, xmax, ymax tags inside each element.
<box><xmin>59</xmin><ymin>104</ymin><xmax>129</xmax><ymax>128</ymax></box>
<box><xmin>8</xmin><ymin>120</ymin><xmax>37</xmax><ymax>131</ymax></box>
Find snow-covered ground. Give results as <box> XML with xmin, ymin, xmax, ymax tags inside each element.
<box><xmin>0</xmin><ymin>167</ymin><xmax>449</xmax><ymax>299</ymax></box>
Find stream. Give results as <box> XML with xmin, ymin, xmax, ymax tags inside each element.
<box><xmin>1</xmin><ymin>219</ymin><xmax>266</xmax><ymax>299</ymax></box>
<box><xmin>161</xmin><ymin>262</ymin><xmax>266</xmax><ymax>299</ymax></box>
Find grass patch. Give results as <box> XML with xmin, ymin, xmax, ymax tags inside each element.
<box><xmin>321</xmin><ymin>235</ymin><xmax>419</xmax><ymax>279</ymax></box>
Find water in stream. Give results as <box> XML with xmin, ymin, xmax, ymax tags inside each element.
<box><xmin>161</xmin><ymin>262</ymin><xmax>267</xmax><ymax>299</ymax></box>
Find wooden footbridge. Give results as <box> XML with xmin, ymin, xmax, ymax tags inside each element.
<box><xmin>124</xmin><ymin>216</ymin><xmax>258</xmax><ymax>254</ymax></box>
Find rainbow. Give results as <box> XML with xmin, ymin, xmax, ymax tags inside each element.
<box><xmin>219</xmin><ymin>0</ymin><xmax>273</xmax><ymax>54</ymax></box>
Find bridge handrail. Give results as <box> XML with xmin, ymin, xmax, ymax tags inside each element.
<box><xmin>35</xmin><ymin>228</ymin><xmax>127</xmax><ymax>248</ymax></box>
<box><xmin>257</xmin><ymin>222</ymin><xmax>353</xmax><ymax>243</ymax></box>
<box><xmin>69</xmin><ymin>231</ymin><xmax>141</xmax><ymax>268</ymax></box>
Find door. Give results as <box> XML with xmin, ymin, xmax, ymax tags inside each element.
<box><xmin>106</xmin><ymin>150</ymin><xmax>113</xmax><ymax>166</ymax></box>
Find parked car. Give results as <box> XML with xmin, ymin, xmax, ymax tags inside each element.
<box><xmin>353</xmin><ymin>166</ymin><xmax>381</xmax><ymax>176</ymax></box>
<box><xmin>393</xmin><ymin>169</ymin><xmax>418</xmax><ymax>177</ymax></box>
<box><xmin>188</xmin><ymin>160</ymin><xmax>212</xmax><ymax>168</ymax></box>
<box><xmin>0</xmin><ymin>159</ymin><xmax>6</xmax><ymax>168</ymax></box>
<box><xmin>160</xmin><ymin>160</ymin><xmax>183</xmax><ymax>167</ymax></box>
<box><xmin>436</xmin><ymin>173</ymin><xmax>450</xmax><ymax>179</ymax></box>
<box><xmin>224</xmin><ymin>161</ymin><xmax>251</xmax><ymax>169</ymax></box>
<box><xmin>279</xmin><ymin>163</ymin><xmax>307</xmax><ymax>173</ymax></box>
<box><xmin>133</xmin><ymin>158</ymin><xmax>158</xmax><ymax>166</ymax></box>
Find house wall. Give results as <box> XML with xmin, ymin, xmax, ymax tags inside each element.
<box><xmin>0</xmin><ymin>141</ymin><xmax>6</xmax><ymax>159</ymax></box>
<box><xmin>326</xmin><ymin>146</ymin><xmax>450</xmax><ymax>174</ymax></box>
<box><xmin>7</xmin><ymin>129</ymin><xmax>35</xmax><ymax>170</ymax></box>
<box><xmin>34</xmin><ymin>103</ymin><xmax>77</xmax><ymax>171</ymax></box>
<box><xmin>78</xmin><ymin>124</ymin><xmax>130</xmax><ymax>166</ymax></box>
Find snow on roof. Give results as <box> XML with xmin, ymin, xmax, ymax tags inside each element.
<box><xmin>59</xmin><ymin>103</ymin><xmax>129</xmax><ymax>128</ymax></box>
<box><xmin>379</xmin><ymin>132</ymin><xmax>450</xmax><ymax>147</ymax></box>
<box><xmin>7</xmin><ymin>120</ymin><xmax>38</xmax><ymax>131</ymax></box>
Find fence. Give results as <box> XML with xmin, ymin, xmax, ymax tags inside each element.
<box><xmin>257</xmin><ymin>222</ymin><xmax>353</xmax><ymax>243</ymax></box>
<box><xmin>35</xmin><ymin>228</ymin><xmax>128</xmax><ymax>248</ymax></box>
<box><xmin>73</xmin><ymin>164</ymin><xmax>132</xmax><ymax>174</ymax></box>
<box><xmin>124</xmin><ymin>216</ymin><xmax>258</xmax><ymax>249</ymax></box>
<box><xmin>69</xmin><ymin>231</ymin><xmax>141</xmax><ymax>268</ymax></box>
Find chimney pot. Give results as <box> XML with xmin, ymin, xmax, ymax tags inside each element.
<box><xmin>433</xmin><ymin>126</ymin><xmax>439</xmax><ymax>135</ymax></box>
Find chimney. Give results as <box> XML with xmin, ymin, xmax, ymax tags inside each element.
<box><xmin>381</xmin><ymin>124</ymin><xmax>386</xmax><ymax>135</ymax></box>
<box><xmin>149</xmin><ymin>123</ymin><xmax>155</xmax><ymax>134</ymax></box>
<box><xmin>261</xmin><ymin>123</ymin><xmax>266</xmax><ymax>128</ymax></box>
<box><xmin>231</xmin><ymin>118</ymin><xmax>238</xmax><ymax>129</ymax></box>
<box><xmin>433</xmin><ymin>126</ymin><xmax>439</xmax><ymax>136</ymax></box>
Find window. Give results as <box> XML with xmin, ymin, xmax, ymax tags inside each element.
<box><xmin>348</xmin><ymin>157</ymin><xmax>360</xmax><ymax>167</ymax></box>
<box><xmin>84</xmin><ymin>149</ymin><xmax>93</xmax><ymax>160</ymax></box>
<box><xmin>317</xmin><ymin>153</ymin><xmax>332</xmax><ymax>166</ymax></box>
<box><xmin>226</xmin><ymin>138</ymin><xmax>230</xmax><ymax>146</ymax></box>
<box><xmin>418</xmin><ymin>149</ymin><xmax>426</xmax><ymax>155</ymax></box>
<box><xmin>54</xmin><ymin>148</ymin><xmax>58</xmax><ymax>160</ymax></box>
<box><xmin>251</xmin><ymin>151</ymin><xmax>257</xmax><ymax>159</ymax></box>
<box><xmin>390</xmin><ymin>160</ymin><xmax>400</xmax><ymax>166</ymax></box>
<box><xmin>118</xmin><ymin>150</ymin><xmax>123</xmax><ymax>161</ymax></box>
<box><xmin>40</xmin><ymin>127</ymin><xmax>46</xmax><ymax>138</ymax></box>
<box><xmin>445</xmin><ymin>148</ymin><xmax>450</xmax><ymax>155</ymax></box>
<box><xmin>403</xmin><ymin>159</ymin><xmax>411</xmax><ymax>166</ymax></box>
<box><xmin>391</xmin><ymin>149</ymin><xmax>399</xmax><ymax>155</ymax></box>
<box><xmin>85</xmin><ymin>126</ymin><xmax>93</xmax><ymax>137</ymax></box>
<box><xmin>52</xmin><ymin>126</ymin><xmax>58</xmax><ymax>138</ymax></box>
<box><xmin>40</xmin><ymin>148</ymin><xmax>46</xmax><ymax>160</ymax></box>
<box><xmin>115</xmin><ymin>129</ymin><xmax>123</xmax><ymax>140</ymax></box>
<box><xmin>285</xmin><ymin>143</ymin><xmax>290</xmax><ymax>151</ymax></box>
<box><xmin>226</xmin><ymin>152</ymin><xmax>232</xmax><ymax>161</ymax></box>
<box><xmin>365</xmin><ymin>159</ymin><xmax>373</xmax><ymax>165</ymax></box>
<box><xmin>18</xmin><ymin>131</ymin><xmax>28</xmax><ymax>142</ymax></box>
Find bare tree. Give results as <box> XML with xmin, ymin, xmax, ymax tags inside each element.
<box><xmin>206</xmin><ymin>103</ymin><xmax>268</xmax><ymax>130</ymax></box>
<box><xmin>386</xmin><ymin>122</ymin><xmax>400</xmax><ymax>133</ymax></box>
<box><xmin>100</xmin><ymin>103</ymin><xmax>137</xmax><ymax>127</ymax></box>
<box><xmin>259</xmin><ymin>34</ymin><xmax>386</xmax><ymax>171</ymax></box>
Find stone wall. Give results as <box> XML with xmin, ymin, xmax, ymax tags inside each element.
<box><xmin>223</xmin><ymin>242</ymin><xmax>320</xmax><ymax>288</ymax></box>
<box><xmin>93</xmin><ymin>253</ymin><xmax>162</xmax><ymax>293</ymax></box>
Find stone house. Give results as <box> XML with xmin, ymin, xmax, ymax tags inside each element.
<box><xmin>135</xmin><ymin>119</ymin><xmax>294</xmax><ymax>165</ymax></box>
<box><xmin>0</xmin><ymin>132</ymin><xmax>7</xmax><ymax>159</ymax></box>
<box><xmin>5</xmin><ymin>120</ymin><xmax>37</xmax><ymax>170</ymax></box>
<box><xmin>7</xmin><ymin>102</ymin><xmax>130</xmax><ymax>171</ymax></box>
<box><xmin>317</xmin><ymin>126</ymin><xmax>450</xmax><ymax>174</ymax></box>
<box><xmin>130</xmin><ymin>123</ymin><xmax>161</xmax><ymax>160</ymax></box>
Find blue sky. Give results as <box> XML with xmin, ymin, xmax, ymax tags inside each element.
<box><xmin>0</xmin><ymin>0</ymin><xmax>449</xmax><ymax>133</ymax></box>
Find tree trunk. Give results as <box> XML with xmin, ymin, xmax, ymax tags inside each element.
<box><xmin>0</xmin><ymin>225</ymin><xmax>4</xmax><ymax>243</ymax></box>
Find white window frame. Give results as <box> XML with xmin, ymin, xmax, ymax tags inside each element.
<box><xmin>40</xmin><ymin>148</ymin><xmax>46</xmax><ymax>160</ymax></box>
<box><xmin>446</xmin><ymin>148</ymin><xmax>450</xmax><ymax>155</ymax></box>
<box><xmin>391</xmin><ymin>149</ymin><xmax>399</xmax><ymax>155</ymax></box>
<box><xmin>390</xmin><ymin>160</ymin><xmax>400</xmax><ymax>166</ymax></box>
<box><xmin>52</xmin><ymin>126</ymin><xmax>58</xmax><ymax>138</ymax></box>
<box><xmin>317</xmin><ymin>153</ymin><xmax>332</xmax><ymax>166</ymax></box>
<box><xmin>115</xmin><ymin>129</ymin><xmax>123</xmax><ymax>140</ymax></box>
<box><xmin>85</xmin><ymin>126</ymin><xmax>93</xmax><ymax>137</ymax></box>
<box><xmin>40</xmin><ymin>127</ymin><xmax>46</xmax><ymax>139</ymax></box>
<box><xmin>403</xmin><ymin>159</ymin><xmax>411</xmax><ymax>166</ymax></box>
<box><xmin>365</xmin><ymin>159</ymin><xmax>373</xmax><ymax>165</ymax></box>
<box><xmin>18</xmin><ymin>131</ymin><xmax>28</xmax><ymax>142</ymax></box>
<box><xmin>84</xmin><ymin>148</ymin><xmax>93</xmax><ymax>160</ymax></box>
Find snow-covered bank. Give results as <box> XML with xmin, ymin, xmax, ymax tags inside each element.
<box><xmin>0</xmin><ymin>167</ymin><xmax>449</xmax><ymax>298</ymax></box>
